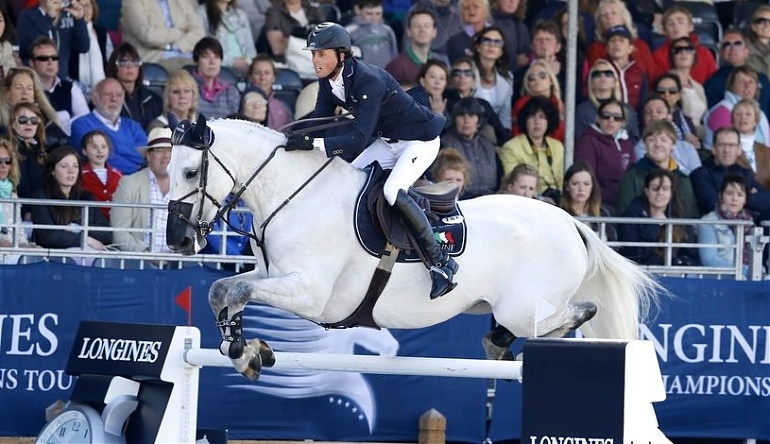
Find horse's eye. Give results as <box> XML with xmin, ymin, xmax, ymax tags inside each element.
<box><xmin>185</xmin><ymin>169</ymin><xmax>198</xmax><ymax>180</ymax></box>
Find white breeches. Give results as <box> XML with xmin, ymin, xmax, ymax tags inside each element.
<box><xmin>351</xmin><ymin>136</ymin><xmax>440</xmax><ymax>205</ymax></box>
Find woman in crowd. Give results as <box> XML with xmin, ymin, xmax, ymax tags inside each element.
<box><xmin>698</xmin><ymin>173</ymin><xmax>760</xmax><ymax>277</ymax></box>
<box><xmin>500</xmin><ymin>96</ymin><xmax>563</xmax><ymax>200</ymax></box>
<box><xmin>747</xmin><ymin>5</ymin><xmax>770</xmax><ymax>80</ymax></box>
<box><xmin>471</xmin><ymin>25</ymin><xmax>514</xmax><ymax>132</ymax></box>
<box><xmin>0</xmin><ymin>8</ymin><xmax>16</xmax><ymax>78</ymax></box>
<box><xmin>1</xmin><ymin>67</ymin><xmax>67</xmax><ymax>148</ymax></box>
<box><xmin>430</xmin><ymin>147</ymin><xmax>471</xmax><ymax>199</ymax></box>
<box><xmin>192</xmin><ymin>37</ymin><xmax>241</xmax><ymax>119</ymax></box>
<box><xmin>9</xmin><ymin>103</ymin><xmax>48</xmax><ymax>216</ymax></box>
<box><xmin>247</xmin><ymin>54</ymin><xmax>293</xmax><ymax>129</ymax></box>
<box><xmin>440</xmin><ymin>97</ymin><xmax>501</xmax><ymax>198</ymax></box>
<box><xmin>574</xmin><ymin>98</ymin><xmax>634</xmax><ymax>208</ymax></box>
<box><xmin>30</xmin><ymin>146</ymin><xmax>112</xmax><ymax>250</ymax></box>
<box><xmin>198</xmin><ymin>0</ymin><xmax>257</xmax><ymax>76</ymax></box>
<box><xmin>415</xmin><ymin>59</ymin><xmax>451</xmax><ymax>120</ymax></box>
<box><xmin>653</xmin><ymin>73</ymin><xmax>702</xmax><ymax>151</ymax></box>
<box><xmin>560</xmin><ymin>160</ymin><xmax>616</xmax><ymax>240</ymax></box>
<box><xmin>574</xmin><ymin>58</ymin><xmax>639</xmax><ymax>142</ymax></box>
<box><xmin>238</xmin><ymin>87</ymin><xmax>269</xmax><ymax>125</ymax></box>
<box><xmin>499</xmin><ymin>162</ymin><xmax>539</xmax><ymax>199</ymax></box>
<box><xmin>71</xmin><ymin>0</ymin><xmax>109</xmax><ymax>95</ymax></box>
<box><xmin>0</xmin><ymin>137</ymin><xmax>33</xmax><ymax>248</ymax></box>
<box><xmin>732</xmin><ymin>98</ymin><xmax>770</xmax><ymax>189</ymax></box>
<box><xmin>618</xmin><ymin>168</ymin><xmax>698</xmax><ymax>266</ymax></box>
<box><xmin>148</xmin><ymin>70</ymin><xmax>200</xmax><ymax>131</ymax></box>
<box><xmin>668</xmin><ymin>37</ymin><xmax>707</xmax><ymax>140</ymax></box>
<box><xmin>511</xmin><ymin>59</ymin><xmax>564</xmax><ymax>141</ymax></box>
<box><xmin>106</xmin><ymin>42</ymin><xmax>163</xmax><ymax>130</ymax></box>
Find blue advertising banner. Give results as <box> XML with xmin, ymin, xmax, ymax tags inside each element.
<box><xmin>1</xmin><ymin>264</ymin><xmax>769</xmax><ymax>440</ymax></box>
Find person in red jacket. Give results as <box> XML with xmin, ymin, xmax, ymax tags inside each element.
<box><xmin>80</xmin><ymin>130</ymin><xmax>122</xmax><ymax>220</ymax></box>
<box><xmin>652</xmin><ymin>5</ymin><xmax>717</xmax><ymax>85</ymax></box>
<box><xmin>604</xmin><ymin>25</ymin><xmax>648</xmax><ymax>114</ymax></box>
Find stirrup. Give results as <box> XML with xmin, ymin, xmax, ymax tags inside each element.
<box><xmin>428</xmin><ymin>259</ymin><xmax>458</xmax><ymax>299</ymax></box>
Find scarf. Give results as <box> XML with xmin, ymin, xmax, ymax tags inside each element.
<box><xmin>0</xmin><ymin>178</ymin><xmax>12</xmax><ymax>226</ymax></box>
<box><xmin>196</xmin><ymin>71</ymin><xmax>230</xmax><ymax>102</ymax></box>
<box><xmin>716</xmin><ymin>203</ymin><xmax>754</xmax><ymax>265</ymax></box>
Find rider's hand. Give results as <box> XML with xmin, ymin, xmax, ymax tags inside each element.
<box><xmin>285</xmin><ymin>133</ymin><xmax>314</xmax><ymax>151</ymax></box>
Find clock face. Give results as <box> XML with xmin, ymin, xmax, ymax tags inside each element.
<box><xmin>36</xmin><ymin>410</ymin><xmax>92</xmax><ymax>444</ymax></box>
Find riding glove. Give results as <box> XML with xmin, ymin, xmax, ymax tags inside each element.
<box><xmin>285</xmin><ymin>133</ymin><xmax>315</xmax><ymax>151</ymax></box>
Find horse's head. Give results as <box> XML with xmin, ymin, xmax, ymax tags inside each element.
<box><xmin>166</xmin><ymin>114</ymin><xmax>234</xmax><ymax>255</ymax></box>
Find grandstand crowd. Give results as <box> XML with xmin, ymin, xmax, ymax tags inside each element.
<box><xmin>0</xmin><ymin>0</ymin><xmax>767</xmax><ymax>275</ymax></box>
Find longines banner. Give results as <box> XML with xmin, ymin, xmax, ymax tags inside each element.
<box><xmin>0</xmin><ymin>262</ymin><xmax>768</xmax><ymax>440</ymax></box>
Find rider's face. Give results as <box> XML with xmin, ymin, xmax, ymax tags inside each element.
<box><xmin>312</xmin><ymin>49</ymin><xmax>340</xmax><ymax>78</ymax></box>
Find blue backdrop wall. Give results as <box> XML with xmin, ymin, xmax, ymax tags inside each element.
<box><xmin>0</xmin><ymin>262</ymin><xmax>768</xmax><ymax>440</ymax></box>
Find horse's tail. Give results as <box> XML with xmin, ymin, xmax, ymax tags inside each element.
<box><xmin>571</xmin><ymin>220</ymin><xmax>662</xmax><ymax>339</ymax></box>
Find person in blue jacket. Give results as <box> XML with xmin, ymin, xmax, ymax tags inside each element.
<box><xmin>284</xmin><ymin>22</ymin><xmax>456</xmax><ymax>300</ymax></box>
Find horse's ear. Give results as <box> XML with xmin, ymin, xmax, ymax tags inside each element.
<box><xmin>191</xmin><ymin>114</ymin><xmax>214</xmax><ymax>148</ymax></box>
<box><xmin>167</xmin><ymin>113</ymin><xmax>179</xmax><ymax>131</ymax></box>
<box><xmin>195</xmin><ymin>114</ymin><xmax>207</xmax><ymax>129</ymax></box>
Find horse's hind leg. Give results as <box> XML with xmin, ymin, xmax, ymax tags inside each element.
<box><xmin>482</xmin><ymin>324</ymin><xmax>517</xmax><ymax>361</ymax></box>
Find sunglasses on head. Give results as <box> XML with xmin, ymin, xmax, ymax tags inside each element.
<box><xmin>721</xmin><ymin>40</ymin><xmax>745</xmax><ymax>49</ymax></box>
<box><xmin>672</xmin><ymin>46</ymin><xmax>695</xmax><ymax>55</ymax></box>
<box><xmin>16</xmin><ymin>116</ymin><xmax>40</xmax><ymax>125</ymax></box>
<box><xmin>0</xmin><ymin>158</ymin><xmax>11</xmax><ymax>165</ymax></box>
<box><xmin>480</xmin><ymin>37</ymin><xmax>505</xmax><ymax>47</ymax></box>
<box><xmin>451</xmin><ymin>68</ymin><xmax>474</xmax><ymax>77</ymax></box>
<box><xmin>33</xmin><ymin>55</ymin><xmax>59</xmax><ymax>62</ymax></box>
<box><xmin>527</xmin><ymin>71</ymin><xmax>548</xmax><ymax>82</ymax></box>
<box><xmin>590</xmin><ymin>69</ymin><xmax>615</xmax><ymax>79</ymax></box>
<box><xmin>656</xmin><ymin>87</ymin><xmax>680</xmax><ymax>95</ymax></box>
<box><xmin>599</xmin><ymin>111</ymin><xmax>624</xmax><ymax>122</ymax></box>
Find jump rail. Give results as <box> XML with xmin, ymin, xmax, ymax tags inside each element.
<box><xmin>185</xmin><ymin>349</ymin><xmax>524</xmax><ymax>380</ymax></box>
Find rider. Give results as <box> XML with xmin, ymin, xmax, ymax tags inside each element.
<box><xmin>284</xmin><ymin>22</ymin><xmax>458</xmax><ymax>299</ymax></box>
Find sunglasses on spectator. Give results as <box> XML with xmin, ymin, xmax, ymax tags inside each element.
<box><xmin>656</xmin><ymin>87</ymin><xmax>680</xmax><ymax>95</ymax></box>
<box><xmin>599</xmin><ymin>112</ymin><xmax>624</xmax><ymax>122</ymax></box>
<box><xmin>15</xmin><ymin>116</ymin><xmax>41</xmax><ymax>125</ymax></box>
<box><xmin>527</xmin><ymin>71</ymin><xmax>548</xmax><ymax>82</ymax></box>
<box><xmin>672</xmin><ymin>46</ymin><xmax>695</xmax><ymax>55</ymax></box>
<box><xmin>590</xmin><ymin>69</ymin><xmax>614</xmax><ymax>79</ymax></box>
<box><xmin>480</xmin><ymin>37</ymin><xmax>505</xmax><ymax>47</ymax></box>
<box><xmin>33</xmin><ymin>55</ymin><xmax>59</xmax><ymax>62</ymax></box>
<box><xmin>721</xmin><ymin>40</ymin><xmax>745</xmax><ymax>49</ymax></box>
<box><xmin>116</xmin><ymin>59</ymin><xmax>143</xmax><ymax>67</ymax></box>
<box><xmin>451</xmin><ymin>68</ymin><xmax>474</xmax><ymax>77</ymax></box>
<box><xmin>0</xmin><ymin>158</ymin><xmax>11</xmax><ymax>165</ymax></box>
<box><xmin>753</xmin><ymin>17</ymin><xmax>770</xmax><ymax>25</ymax></box>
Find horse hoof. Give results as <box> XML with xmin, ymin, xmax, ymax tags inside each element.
<box><xmin>234</xmin><ymin>345</ymin><xmax>263</xmax><ymax>380</ymax></box>
<box><xmin>256</xmin><ymin>339</ymin><xmax>276</xmax><ymax>368</ymax></box>
<box><xmin>482</xmin><ymin>333</ymin><xmax>514</xmax><ymax>361</ymax></box>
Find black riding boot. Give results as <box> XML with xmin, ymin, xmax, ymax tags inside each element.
<box><xmin>392</xmin><ymin>189</ymin><xmax>458</xmax><ymax>299</ymax></box>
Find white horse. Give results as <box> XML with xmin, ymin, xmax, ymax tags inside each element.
<box><xmin>166</xmin><ymin>117</ymin><xmax>660</xmax><ymax>379</ymax></box>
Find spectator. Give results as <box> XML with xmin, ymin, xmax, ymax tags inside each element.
<box><xmin>239</xmin><ymin>0</ymin><xmax>272</xmax><ymax>47</ymax></box>
<box><xmin>70</xmin><ymin>78</ymin><xmax>148</xmax><ymax>175</ymax></box>
<box><xmin>10</xmin><ymin>103</ymin><xmax>49</xmax><ymax>215</ymax></box>
<box><xmin>238</xmin><ymin>87</ymin><xmax>268</xmax><ymax>125</ymax></box>
<box><xmin>574</xmin><ymin>98</ymin><xmax>634</xmax><ymax>208</ymax></box>
<box><xmin>30</xmin><ymin>146</ymin><xmax>112</xmax><ymax>250</ymax></box>
<box><xmin>490</xmin><ymin>0</ymin><xmax>529</xmax><ymax>73</ymax></box>
<box><xmin>262</xmin><ymin>0</ymin><xmax>324</xmax><ymax>69</ymax></box>
<box><xmin>246</xmin><ymin>54</ymin><xmax>293</xmax><ymax>130</ymax></box>
<box><xmin>413</xmin><ymin>59</ymin><xmax>450</xmax><ymax>120</ymax></box>
<box><xmin>668</xmin><ymin>36</ymin><xmax>707</xmax><ymax>139</ymax></box>
<box><xmin>440</xmin><ymin>97</ymin><xmax>501</xmax><ymax>198</ymax></box>
<box><xmin>703</xmin><ymin>66</ymin><xmax>770</xmax><ymax>150</ymax></box>
<box><xmin>654</xmin><ymin>73</ymin><xmax>702</xmax><ymax>150</ymax></box>
<box><xmin>0</xmin><ymin>7</ymin><xmax>16</xmax><ymax>78</ymax></box>
<box><xmin>446</xmin><ymin>0</ymin><xmax>491</xmax><ymax>64</ymax></box>
<box><xmin>511</xmin><ymin>59</ymin><xmax>563</xmax><ymax>140</ymax></box>
<box><xmin>345</xmin><ymin>0</ymin><xmax>398</xmax><ymax>69</ymax></box>
<box><xmin>17</xmin><ymin>0</ymin><xmax>89</xmax><ymax>79</ymax></box>
<box><xmin>386</xmin><ymin>6</ymin><xmax>446</xmax><ymax>88</ymax></box>
<box><xmin>560</xmin><ymin>160</ymin><xmax>616</xmax><ymax>240</ymax></box>
<box><xmin>445</xmin><ymin>56</ymin><xmax>508</xmax><ymax>145</ymax></box>
<box><xmin>617</xmin><ymin>168</ymin><xmax>699</xmax><ymax>266</ymax></box>
<box><xmin>690</xmin><ymin>126</ymin><xmax>770</xmax><ymax>223</ymax></box>
<box><xmin>1</xmin><ymin>66</ymin><xmax>68</xmax><ymax>148</ymax></box>
<box><xmin>634</xmin><ymin>95</ymin><xmax>702</xmax><ymax>176</ymax></box>
<box><xmin>615</xmin><ymin>119</ymin><xmax>698</xmax><ymax>218</ymax></box>
<box><xmin>652</xmin><ymin>4</ymin><xmax>717</xmax><ymax>85</ymax></box>
<box><xmin>197</xmin><ymin>0</ymin><xmax>257</xmax><ymax>76</ymax></box>
<box><xmin>29</xmin><ymin>37</ymin><xmax>89</xmax><ymax>136</ymax></box>
<box><xmin>106</xmin><ymin>42</ymin><xmax>163</xmax><ymax>130</ymax></box>
<box><xmin>528</xmin><ymin>20</ymin><xmax>577</xmax><ymax>105</ymax></box>
<box><xmin>120</xmin><ymin>0</ymin><xmax>205</xmax><ymax>71</ymax></box>
<box><xmin>747</xmin><ymin>5</ymin><xmax>770</xmax><ymax>80</ymax></box>
<box><xmin>80</xmin><ymin>129</ymin><xmax>121</xmax><ymax>220</ymax></box>
<box><xmin>429</xmin><ymin>146</ymin><xmax>470</xmax><ymax>198</ymax></box>
<box><xmin>603</xmin><ymin>25</ymin><xmax>647</xmax><ymax>114</ymax></box>
<box><xmin>499</xmin><ymin>162</ymin><xmax>538</xmax><ymax>199</ymax></box>
<box><xmin>698</xmin><ymin>172</ymin><xmax>760</xmax><ymax>277</ymax></box>
<box><xmin>110</xmin><ymin>126</ymin><xmax>173</xmax><ymax>253</ymax></box>
<box><xmin>0</xmin><ymin>137</ymin><xmax>34</xmax><ymax>248</ymax></box>
<box><xmin>704</xmin><ymin>28</ymin><xmax>770</xmax><ymax>119</ymax></box>
<box><xmin>500</xmin><ymin>95</ymin><xmax>563</xmax><ymax>198</ymax></box>
<box><xmin>71</xmin><ymin>0</ymin><xmax>109</xmax><ymax>94</ymax></box>
<box><xmin>574</xmin><ymin>58</ymin><xmax>640</xmax><ymax>143</ymax></box>
<box><xmin>402</xmin><ymin>0</ymin><xmax>463</xmax><ymax>58</ymax></box>
<box><xmin>192</xmin><ymin>37</ymin><xmax>241</xmax><ymax>119</ymax></box>
<box><xmin>733</xmin><ymin>99</ymin><xmax>770</xmax><ymax>189</ymax></box>
<box><xmin>587</xmin><ymin>0</ymin><xmax>658</xmax><ymax>83</ymax></box>
<box><xmin>148</xmin><ymin>69</ymin><xmax>200</xmax><ymax>131</ymax></box>
<box><xmin>552</xmin><ymin>6</ymin><xmax>589</xmax><ymax>105</ymax></box>
<box><xmin>471</xmin><ymin>25</ymin><xmax>513</xmax><ymax>131</ymax></box>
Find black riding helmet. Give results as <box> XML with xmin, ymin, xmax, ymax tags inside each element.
<box><xmin>304</xmin><ymin>22</ymin><xmax>352</xmax><ymax>51</ymax></box>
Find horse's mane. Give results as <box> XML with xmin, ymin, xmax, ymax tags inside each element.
<box><xmin>208</xmin><ymin>117</ymin><xmax>286</xmax><ymax>140</ymax></box>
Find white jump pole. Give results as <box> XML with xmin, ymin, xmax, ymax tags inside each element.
<box><xmin>184</xmin><ymin>348</ymin><xmax>523</xmax><ymax>380</ymax></box>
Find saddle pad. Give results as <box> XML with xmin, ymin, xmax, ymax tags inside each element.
<box><xmin>353</xmin><ymin>167</ymin><xmax>467</xmax><ymax>263</ymax></box>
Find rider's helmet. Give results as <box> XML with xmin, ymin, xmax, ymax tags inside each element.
<box><xmin>304</xmin><ymin>22</ymin><xmax>352</xmax><ymax>51</ymax></box>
